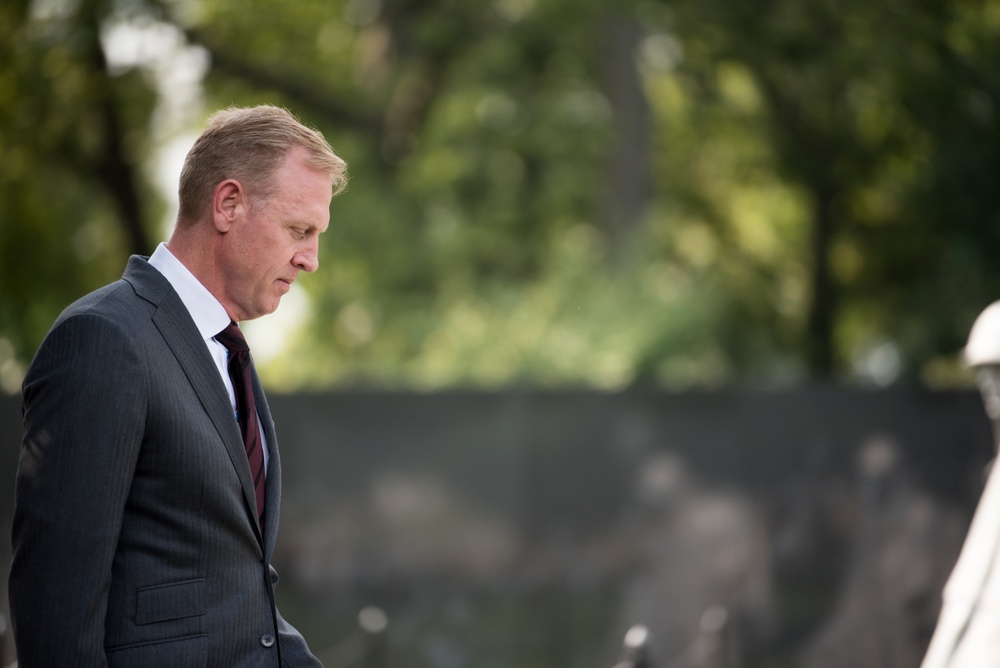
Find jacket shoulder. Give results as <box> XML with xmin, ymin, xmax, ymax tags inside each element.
<box><xmin>56</xmin><ymin>256</ymin><xmax>167</xmax><ymax>323</ymax></box>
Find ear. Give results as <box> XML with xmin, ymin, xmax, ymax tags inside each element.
<box><xmin>211</xmin><ymin>179</ymin><xmax>247</xmax><ymax>233</ymax></box>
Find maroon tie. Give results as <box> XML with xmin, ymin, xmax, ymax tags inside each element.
<box><xmin>216</xmin><ymin>322</ymin><xmax>266</xmax><ymax>526</ymax></box>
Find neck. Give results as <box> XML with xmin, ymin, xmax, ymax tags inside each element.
<box><xmin>166</xmin><ymin>221</ymin><xmax>235</xmax><ymax>321</ymax></box>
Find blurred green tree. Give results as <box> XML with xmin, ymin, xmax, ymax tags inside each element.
<box><xmin>0</xmin><ymin>0</ymin><xmax>159</xmax><ymax>391</ymax></box>
<box><xmin>1</xmin><ymin>0</ymin><xmax>997</xmax><ymax>391</ymax></box>
<box><xmin>666</xmin><ymin>0</ymin><xmax>1000</xmax><ymax>380</ymax></box>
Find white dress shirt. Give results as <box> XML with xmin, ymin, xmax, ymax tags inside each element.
<box><xmin>148</xmin><ymin>243</ymin><xmax>269</xmax><ymax>473</ymax></box>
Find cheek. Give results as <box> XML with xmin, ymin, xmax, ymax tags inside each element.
<box><xmin>243</xmin><ymin>237</ymin><xmax>278</xmax><ymax>269</ymax></box>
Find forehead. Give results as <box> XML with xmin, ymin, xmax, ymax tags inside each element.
<box><xmin>269</xmin><ymin>149</ymin><xmax>334</xmax><ymax>228</ymax></box>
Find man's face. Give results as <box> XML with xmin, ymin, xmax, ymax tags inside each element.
<box><xmin>221</xmin><ymin>147</ymin><xmax>333</xmax><ymax>321</ymax></box>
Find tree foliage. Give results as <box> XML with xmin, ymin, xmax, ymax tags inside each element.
<box><xmin>2</xmin><ymin>0</ymin><xmax>999</xmax><ymax>391</ymax></box>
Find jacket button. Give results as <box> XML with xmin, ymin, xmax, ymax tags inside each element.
<box><xmin>260</xmin><ymin>634</ymin><xmax>275</xmax><ymax>648</ymax></box>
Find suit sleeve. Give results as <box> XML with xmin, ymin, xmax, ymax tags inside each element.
<box><xmin>9</xmin><ymin>313</ymin><xmax>146</xmax><ymax>667</ymax></box>
<box><xmin>270</xmin><ymin>565</ymin><xmax>323</xmax><ymax>667</ymax></box>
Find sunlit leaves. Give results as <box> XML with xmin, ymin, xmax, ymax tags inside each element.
<box><xmin>4</xmin><ymin>0</ymin><xmax>1000</xmax><ymax>391</ymax></box>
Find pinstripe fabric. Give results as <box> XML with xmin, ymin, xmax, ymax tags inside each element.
<box><xmin>9</xmin><ymin>256</ymin><xmax>321</xmax><ymax>668</ymax></box>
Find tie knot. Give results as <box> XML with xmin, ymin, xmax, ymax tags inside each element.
<box><xmin>216</xmin><ymin>322</ymin><xmax>249</xmax><ymax>353</ymax></box>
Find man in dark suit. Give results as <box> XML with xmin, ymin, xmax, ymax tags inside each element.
<box><xmin>9</xmin><ymin>105</ymin><xmax>347</xmax><ymax>667</ymax></box>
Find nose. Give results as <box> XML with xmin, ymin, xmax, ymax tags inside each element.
<box><xmin>293</xmin><ymin>238</ymin><xmax>320</xmax><ymax>273</ymax></box>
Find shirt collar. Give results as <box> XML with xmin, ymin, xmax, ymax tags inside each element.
<box><xmin>148</xmin><ymin>242</ymin><xmax>232</xmax><ymax>341</ymax></box>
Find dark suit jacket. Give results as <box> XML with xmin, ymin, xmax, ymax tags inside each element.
<box><xmin>9</xmin><ymin>256</ymin><xmax>322</xmax><ymax>667</ymax></box>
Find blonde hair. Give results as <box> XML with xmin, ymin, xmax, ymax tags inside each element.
<box><xmin>177</xmin><ymin>105</ymin><xmax>347</xmax><ymax>224</ymax></box>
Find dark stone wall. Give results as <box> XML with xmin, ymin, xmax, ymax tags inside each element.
<box><xmin>0</xmin><ymin>387</ymin><xmax>992</xmax><ymax>667</ymax></box>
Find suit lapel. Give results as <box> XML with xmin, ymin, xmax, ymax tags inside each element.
<box><xmin>252</xmin><ymin>370</ymin><xmax>281</xmax><ymax>558</ymax></box>
<box><xmin>124</xmin><ymin>257</ymin><xmax>265</xmax><ymax>547</ymax></box>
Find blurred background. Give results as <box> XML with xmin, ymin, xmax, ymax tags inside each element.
<box><xmin>3</xmin><ymin>0</ymin><xmax>1000</xmax><ymax>665</ymax></box>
